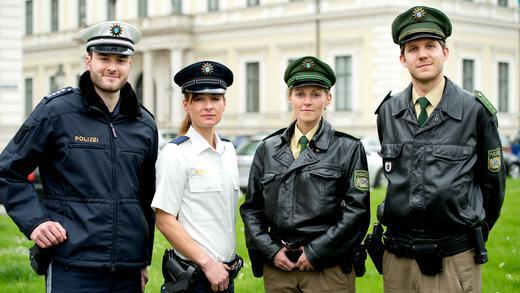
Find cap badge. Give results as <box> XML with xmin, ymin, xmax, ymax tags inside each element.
<box><xmin>110</xmin><ymin>23</ymin><xmax>123</xmax><ymax>37</ymax></box>
<box><xmin>412</xmin><ymin>7</ymin><xmax>427</xmax><ymax>21</ymax></box>
<box><xmin>301</xmin><ymin>58</ymin><xmax>315</xmax><ymax>71</ymax></box>
<box><xmin>201</xmin><ymin>62</ymin><xmax>214</xmax><ymax>76</ymax></box>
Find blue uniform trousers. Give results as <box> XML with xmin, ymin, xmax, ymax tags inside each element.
<box><xmin>46</xmin><ymin>262</ymin><xmax>141</xmax><ymax>293</ymax></box>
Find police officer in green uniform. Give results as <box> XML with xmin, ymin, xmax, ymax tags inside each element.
<box><xmin>241</xmin><ymin>56</ymin><xmax>370</xmax><ymax>292</ymax></box>
<box><xmin>375</xmin><ymin>6</ymin><xmax>506</xmax><ymax>292</ymax></box>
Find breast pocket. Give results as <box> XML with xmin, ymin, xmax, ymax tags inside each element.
<box><xmin>189</xmin><ymin>175</ymin><xmax>223</xmax><ymax>221</ymax></box>
<box><xmin>306</xmin><ymin>166</ymin><xmax>344</xmax><ymax>217</ymax></box>
<box><xmin>381</xmin><ymin>143</ymin><xmax>403</xmax><ymax>174</ymax></box>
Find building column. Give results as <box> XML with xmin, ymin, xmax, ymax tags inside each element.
<box><xmin>143</xmin><ymin>50</ymin><xmax>154</xmax><ymax>111</ymax></box>
<box><xmin>170</xmin><ymin>48</ymin><xmax>184</xmax><ymax>127</ymax></box>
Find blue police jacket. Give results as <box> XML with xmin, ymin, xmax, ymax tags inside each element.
<box><xmin>0</xmin><ymin>71</ymin><xmax>158</xmax><ymax>270</ymax></box>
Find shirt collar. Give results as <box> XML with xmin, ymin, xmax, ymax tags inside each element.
<box><xmin>291</xmin><ymin>120</ymin><xmax>320</xmax><ymax>150</ymax></box>
<box><xmin>412</xmin><ymin>77</ymin><xmax>445</xmax><ymax>109</ymax></box>
<box><xmin>186</xmin><ymin>126</ymin><xmax>225</xmax><ymax>154</ymax></box>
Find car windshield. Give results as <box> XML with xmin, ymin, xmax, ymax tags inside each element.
<box><xmin>237</xmin><ymin>140</ymin><xmax>261</xmax><ymax>156</ymax></box>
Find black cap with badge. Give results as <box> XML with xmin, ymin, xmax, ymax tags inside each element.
<box><xmin>79</xmin><ymin>21</ymin><xmax>142</xmax><ymax>56</ymax></box>
<box><xmin>174</xmin><ymin>61</ymin><xmax>234</xmax><ymax>94</ymax></box>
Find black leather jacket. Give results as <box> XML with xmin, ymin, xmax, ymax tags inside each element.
<box><xmin>0</xmin><ymin>72</ymin><xmax>158</xmax><ymax>270</ymax></box>
<box><xmin>376</xmin><ymin>77</ymin><xmax>506</xmax><ymax>241</ymax></box>
<box><xmin>240</xmin><ymin>119</ymin><xmax>370</xmax><ymax>277</ymax></box>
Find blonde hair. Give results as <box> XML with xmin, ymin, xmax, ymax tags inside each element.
<box><xmin>178</xmin><ymin>92</ymin><xmax>194</xmax><ymax>136</ymax></box>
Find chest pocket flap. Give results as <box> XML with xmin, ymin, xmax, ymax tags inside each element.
<box><xmin>307</xmin><ymin>167</ymin><xmax>343</xmax><ymax>179</ymax></box>
<box><xmin>381</xmin><ymin>144</ymin><xmax>403</xmax><ymax>159</ymax></box>
<box><xmin>189</xmin><ymin>175</ymin><xmax>222</xmax><ymax>192</ymax></box>
<box><xmin>432</xmin><ymin>145</ymin><xmax>473</xmax><ymax>161</ymax></box>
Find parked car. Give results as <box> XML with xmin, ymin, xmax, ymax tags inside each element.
<box><xmin>158</xmin><ymin>129</ymin><xmax>178</xmax><ymax>150</ymax></box>
<box><xmin>361</xmin><ymin>135</ymin><xmax>386</xmax><ymax>188</ymax></box>
<box><xmin>500</xmin><ymin>134</ymin><xmax>520</xmax><ymax>178</ymax></box>
<box><xmin>236</xmin><ymin>135</ymin><xmax>266</xmax><ymax>194</ymax></box>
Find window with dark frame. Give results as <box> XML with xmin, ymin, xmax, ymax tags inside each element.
<box><xmin>498</xmin><ymin>62</ymin><xmax>509</xmax><ymax>112</ymax></box>
<box><xmin>138</xmin><ymin>0</ymin><xmax>148</xmax><ymax>17</ymax></box>
<box><xmin>107</xmin><ymin>0</ymin><xmax>116</xmax><ymax>20</ymax></box>
<box><xmin>498</xmin><ymin>0</ymin><xmax>508</xmax><ymax>7</ymax></box>
<box><xmin>25</xmin><ymin>0</ymin><xmax>33</xmax><ymax>35</ymax></box>
<box><xmin>208</xmin><ymin>0</ymin><xmax>219</xmax><ymax>11</ymax></box>
<box><xmin>171</xmin><ymin>0</ymin><xmax>182</xmax><ymax>14</ymax></box>
<box><xmin>335</xmin><ymin>56</ymin><xmax>352</xmax><ymax>111</ymax></box>
<box><xmin>25</xmin><ymin>78</ymin><xmax>33</xmax><ymax>117</ymax></box>
<box><xmin>247</xmin><ymin>0</ymin><xmax>260</xmax><ymax>6</ymax></box>
<box><xmin>246</xmin><ymin>62</ymin><xmax>260</xmax><ymax>113</ymax></box>
<box><xmin>51</xmin><ymin>0</ymin><xmax>58</xmax><ymax>32</ymax></box>
<box><xmin>78</xmin><ymin>0</ymin><xmax>86</xmax><ymax>27</ymax></box>
<box><xmin>462</xmin><ymin>59</ymin><xmax>474</xmax><ymax>92</ymax></box>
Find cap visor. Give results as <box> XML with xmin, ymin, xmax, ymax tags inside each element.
<box><xmin>186</xmin><ymin>88</ymin><xmax>226</xmax><ymax>94</ymax></box>
<box><xmin>89</xmin><ymin>45</ymin><xmax>134</xmax><ymax>56</ymax></box>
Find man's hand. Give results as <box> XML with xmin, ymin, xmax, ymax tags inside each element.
<box><xmin>273</xmin><ymin>247</ymin><xmax>297</xmax><ymax>272</ymax></box>
<box><xmin>140</xmin><ymin>267</ymin><xmax>149</xmax><ymax>293</ymax></box>
<box><xmin>295</xmin><ymin>247</ymin><xmax>314</xmax><ymax>271</ymax></box>
<box><xmin>201</xmin><ymin>259</ymin><xmax>230</xmax><ymax>292</ymax></box>
<box><xmin>30</xmin><ymin>221</ymin><xmax>67</xmax><ymax>248</ymax></box>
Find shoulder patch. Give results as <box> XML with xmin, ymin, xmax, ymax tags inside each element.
<box><xmin>170</xmin><ymin>136</ymin><xmax>189</xmax><ymax>145</ymax></box>
<box><xmin>474</xmin><ymin>90</ymin><xmax>497</xmax><ymax>116</ymax></box>
<box><xmin>43</xmin><ymin>87</ymin><xmax>74</xmax><ymax>103</ymax></box>
<box><xmin>375</xmin><ymin>91</ymin><xmax>392</xmax><ymax>114</ymax></box>
<box><xmin>140</xmin><ymin>104</ymin><xmax>155</xmax><ymax>119</ymax></box>
<box><xmin>264</xmin><ymin>128</ymin><xmax>287</xmax><ymax>141</ymax></box>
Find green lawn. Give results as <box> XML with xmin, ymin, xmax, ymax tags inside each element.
<box><xmin>1</xmin><ymin>180</ymin><xmax>519</xmax><ymax>292</ymax></box>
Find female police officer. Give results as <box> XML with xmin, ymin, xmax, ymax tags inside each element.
<box><xmin>152</xmin><ymin>61</ymin><xmax>240</xmax><ymax>293</ymax></box>
<box><xmin>240</xmin><ymin>56</ymin><xmax>370</xmax><ymax>292</ymax></box>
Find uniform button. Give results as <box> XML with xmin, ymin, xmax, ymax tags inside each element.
<box><xmin>434</xmin><ymin>117</ymin><xmax>439</xmax><ymax>122</ymax></box>
<box><xmin>111</xmin><ymin>267</ymin><xmax>116</xmax><ymax>273</ymax></box>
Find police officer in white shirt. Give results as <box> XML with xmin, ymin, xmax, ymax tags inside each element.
<box><xmin>152</xmin><ymin>61</ymin><xmax>240</xmax><ymax>293</ymax></box>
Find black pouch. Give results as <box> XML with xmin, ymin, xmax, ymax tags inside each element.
<box><xmin>352</xmin><ymin>248</ymin><xmax>367</xmax><ymax>277</ymax></box>
<box><xmin>227</xmin><ymin>255</ymin><xmax>244</xmax><ymax>281</ymax></box>
<box><xmin>365</xmin><ymin>224</ymin><xmax>385</xmax><ymax>274</ymax></box>
<box><xmin>161</xmin><ymin>249</ymin><xmax>200</xmax><ymax>293</ymax></box>
<box><xmin>29</xmin><ymin>245</ymin><xmax>53</xmax><ymax>275</ymax></box>
<box><xmin>285</xmin><ymin>249</ymin><xmax>302</xmax><ymax>263</ymax></box>
<box><xmin>413</xmin><ymin>243</ymin><xmax>443</xmax><ymax>276</ymax></box>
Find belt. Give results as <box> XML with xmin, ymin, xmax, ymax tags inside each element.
<box><xmin>384</xmin><ymin>234</ymin><xmax>472</xmax><ymax>259</ymax></box>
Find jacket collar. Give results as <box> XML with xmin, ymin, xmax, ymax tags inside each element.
<box><xmin>79</xmin><ymin>71</ymin><xmax>141</xmax><ymax>117</ymax></box>
<box><xmin>279</xmin><ymin>118</ymin><xmax>332</xmax><ymax>151</ymax></box>
<box><xmin>392</xmin><ymin>77</ymin><xmax>462</xmax><ymax>121</ymax></box>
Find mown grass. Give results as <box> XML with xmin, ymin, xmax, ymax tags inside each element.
<box><xmin>0</xmin><ymin>180</ymin><xmax>519</xmax><ymax>292</ymax></box>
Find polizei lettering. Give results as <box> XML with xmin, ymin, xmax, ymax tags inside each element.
<box><xmin>74</xmin><ymin>136</ymin><xmax>99</xmax><ymax>143</ymax></box>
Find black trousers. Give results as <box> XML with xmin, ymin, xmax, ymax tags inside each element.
<box><xmin>46</xmin><ymin>262</ymin><xmax>141</xmax><ymax>293</ymax></box>
<box><xmin>191</xmin><ymin>279</ymin><xmax>234</xmax><ymax>293</ymax></box>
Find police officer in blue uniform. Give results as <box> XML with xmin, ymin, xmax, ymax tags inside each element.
<box><xmin>375</xmin><ymin>6</ymin><xmax>506</xmax><ymax>292</ymax></box>
<box><xmin>0</xmin><ymin>21</ymin><xmax>158</xmax><ymax>293</ymax></box>
<box><xmin>153</xmin><ymin>61</ymin><xmax>241</xmax><ymax>293</ymax></box>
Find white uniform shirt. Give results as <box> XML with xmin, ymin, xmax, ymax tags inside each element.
<box><xmin>152</xmin><ymin>126</ymin><xmax>239</xmax><ymax>262</ymax></box>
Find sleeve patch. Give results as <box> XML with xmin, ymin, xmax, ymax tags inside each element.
<box><xmin>488</xmin><ymin>148</ymin><xmax>501</xmax><ymax>173</ymax></box>
<box><xmin>354</xmin><ymin>170</ymin><xmax>370</xmax><ymax>191</ymax></box>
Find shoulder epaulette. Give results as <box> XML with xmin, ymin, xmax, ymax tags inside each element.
<box><xmin>140</xmin><ymin>104</ymin><xmax>155</xmax><ymax>119</ymax></box>
<box><xmin>264</xmin><ymin>128</ymin><xmax>287</xmax><ymax>140</ymax></box>
<box><xmin>474</xmin><ymin>90</ymin><xmax>497</xmax><ymax>116</ymax></box>
<box><xmin>334</xmin><ymin>130</ymin><xmax>359</xmax><ymax>140</ymax></box>
<box><xmin>43</xmin><ymin>87</ymin><xmax>74</xmax><ymax>103</ymax></box>
<box><xmin>170</xmin><ymin>136</ymin><xmax>189</xmax><ymax>145</ymax></box>
<box><xmin>221</xmin><ymin>137</ymin><xmax>230</xmax><ymax>142</ymax></box>
<box><xmin>374</xmin><ymin>91</ymin><xmax>392</xmax><ymax>114</ymax></box>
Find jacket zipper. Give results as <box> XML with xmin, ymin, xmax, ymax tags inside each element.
<box><xmin>90</xmin><ymin>106</ymin><xmax>118</xmax><ymax>272</ymax></box>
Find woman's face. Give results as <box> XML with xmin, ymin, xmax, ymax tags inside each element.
<box><xmin>288</xmin><ymin>86</ymin><xmax>331</xmax><ymax>128</ymax></box>
<box><xmin>183</xmin><ymin>93</ymin><xmax>226</xmax><ymax>131</ymax></box>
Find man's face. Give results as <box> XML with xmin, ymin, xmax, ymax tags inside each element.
<box><xmin>85</xmin><ymin>51</ymin><xmax>132</xmax><ymax>93</ymax></box>
<box><xmin>400</xmin><ymin>38</ymin><xmax>449</xmax><ymax>84</ymax></box>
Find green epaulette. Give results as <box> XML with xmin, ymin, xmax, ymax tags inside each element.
<box><xmin>375</xmin><ymin>91</ymin><xmax>392</xmax><ymax>114</ymax></box>
<box><xmin>474</xmin><ymin>90</ymin><xmax>497</xmax><ymax>116</ymax></box>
